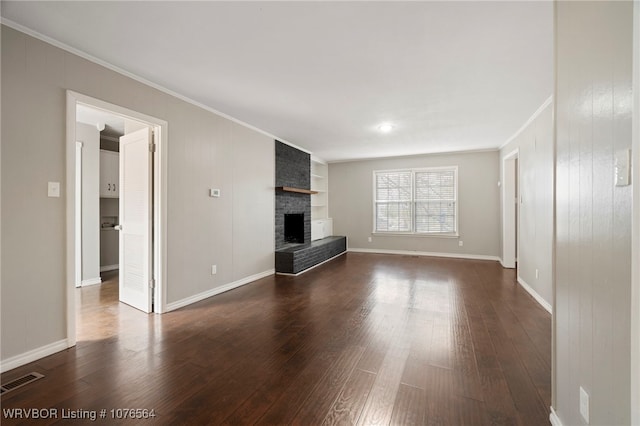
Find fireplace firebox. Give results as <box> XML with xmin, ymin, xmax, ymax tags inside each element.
<box><xmin>284</xmin><ymin>213</ymin><xmax>305</xmax><ymax>244</ymax></box>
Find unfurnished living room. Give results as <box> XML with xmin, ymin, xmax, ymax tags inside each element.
<box><xmin>1</xmin><ymin>1</ymin><xmax>639</xmax><ymax>425</ymax></box>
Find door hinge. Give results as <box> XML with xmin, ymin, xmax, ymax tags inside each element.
<box><xmin>149</xmin><ymin>279</ymin><xmax>155</xmax><ymax>289</ymax></box>
<box><xmin>149</xmin><ymin>143</ymin><xmax>156</xmax><ymax>153</ymax></box>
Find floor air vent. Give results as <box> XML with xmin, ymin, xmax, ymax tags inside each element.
<box><xmin>1</xmin><ymin>372</ymin><xmax>44</xmax><ymax>395</ymax></box>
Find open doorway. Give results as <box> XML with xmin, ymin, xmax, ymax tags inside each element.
<box><xmin>66</xmin><ymin>91</ymin><xmax>168</xmax><ymax>347</ymax></box>
<box><xmin>75</xmin><ymin>105</ymin><xmax>149</xmax><ymax>287</ymax></box>
<box><xmin>502</xmin><ymin>149</ymin><xmax>519</xmax><ymax>269</ymax></box>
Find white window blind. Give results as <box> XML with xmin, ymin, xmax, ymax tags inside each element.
<box><xmin>414</xmin><ymin>170</ymin><xmax>456</xmax><ymax>233</ymax></box>
<box><xmin>374</xmin><ymin>171</ymin><xmax>412</xmax><ymax>232</ymax></box>
<box><xmin>374</xmin><ymin>167</ymin><xmax>457</xmax><ymax>235</ymax></box>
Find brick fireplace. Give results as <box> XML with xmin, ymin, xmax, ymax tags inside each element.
<box><xmin>274</xmin><ymin>140</ymin><xmax>347</xmax><ymax>274</ymax></box>
<box><xmin>275</xmin><ymin>141</ymin><xmax>311</xmax><ymax>249</ymax></box>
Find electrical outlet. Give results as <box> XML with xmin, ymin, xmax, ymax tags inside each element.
<box><xmin>535</xmin><ymin>269</ymin><xmax>539</xmax><ymax>279</ymax></box>
<box><xmin>209</xmin><ymin>188</ymin><xmax>221</xmax><ymax>197</ymax></box>
<box><xmin>580</xmin><ymin>386</ymin><xmax>589</xmax><ymax>424</ymax></box>
<box><xmin>211</xmin><ymin>265</ymin><xmax>217</xmax><ymax>275</ymax></box>
<box><xmin>368</xmin><ymin>237</ymin><xmax>372</xmax><ymax>243</ymax></box>
<box><xmin>458</xmin><ymin>240</ymin><xmax>463</xmax><ymax>247</ymax></box>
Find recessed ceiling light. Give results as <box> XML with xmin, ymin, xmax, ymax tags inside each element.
<box><xmin>377</xmin><ymin>123</ymin><xmax>394</xmax><ymax>133</ymax></box>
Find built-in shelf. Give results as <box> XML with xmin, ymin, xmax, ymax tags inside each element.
<box><xmin>276</xmin><ymin>186</ymin><xmax>318</xmax><ymax>195</ymax></box>
<box><xmin>310</xmin><ymin>158</ymin><xmax>332</xmax><ymax>241</ymax></box>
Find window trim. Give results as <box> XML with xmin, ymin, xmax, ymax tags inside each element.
<box><xmin>372</xmin><ymin>166</ymin><xmax>459</xmax><ymax>237</ymax></box>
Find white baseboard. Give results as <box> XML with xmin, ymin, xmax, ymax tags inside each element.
<box><xmin>81</xmin><ymin>277</ymin><xmax>102</xmax><ymax>286</ymax></box>
<box><xmin>517</xmin><ymin>276</ymin><xmax>553</xmax><ymax>314</ymax></box>
<box><xmin>276</xmin><ymin>250</ymin><xmax>347</xmax><ymax>276</ymax></box>
<box><xmin>0</xmin><ymin>339</ymin><xmax>69</xmax><ymax>373</ymax></box>
<box><xmin>165</xmin><ymin>269</ymin><xmax>275</xmax><ymax>312</ymax></box>
<box><xmin>549</xmin><ymin>407</ymin><xmax>564</xmax><ymax>426</ymax></box>
<box><xmin>348</xmin><ymin>247</ymin><xmax>500</xmax><ymax>262</ymax></box>
<box><xmin>100</xmin><ymin>264</ymin><xmax>118</xmax><ymax>272</ymax></box>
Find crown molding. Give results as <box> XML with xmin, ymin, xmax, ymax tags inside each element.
<box><xmin>0</xmin><ymin>18</ymin><xmax>311</xmax><ymax>155</ymax></box>
<box><xmin>500</xmin><ymin>95</ymin><xmax>553</xmax><ymax>150</ymax></box>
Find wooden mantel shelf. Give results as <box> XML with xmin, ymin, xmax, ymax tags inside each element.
<box><xmin>277</xmin><ymin>186</ymin><xmax>318</xmax><ymax>195</ymax></box>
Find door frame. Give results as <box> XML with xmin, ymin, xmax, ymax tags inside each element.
<box><xmin>65</xmin><ymin>90</ymin><xmax>168</xmax><ymax>347</ymax></box>
<box><xmin>75</xmin><ymin>141</ymin><xmax>83</xmax><ymax>288</ymax></box>
<box><xmin>630</xmin><ymin>1</ymin><xmax>639</xmax><ymax>422</ymax></box>
<box><xmin>501</xmin><ymin>148</ymin><xmax>519</xmax><ymax>269</ymax></box>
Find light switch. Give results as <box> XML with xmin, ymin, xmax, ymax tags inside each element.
<box><xmin>614</xmin><ymin>149</ymin><xmax>630</xmax><ymax>186</ymax></box>
<box><xmin>48</xmin><ymin>182</ymin><xmax>60</xmax><ymax>197</ymax></box>
<box><xmin>209</xmin><ymin>188</ymin><xmax>221</xmax><ymax>198</ymax></box>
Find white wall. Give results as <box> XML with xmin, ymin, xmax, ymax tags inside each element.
<box><xmin>76</xmin><ymin>122</ymin><xmax>100</xmax><ymax>283</ymax></box>
<box><xmin>1</xmin><ymin>25</ymin><xmax>275</xmax><ymax>363</ymax></box>
<box><xmin>555</xmin><ymin>1</ymin><xmax>633</xmax><ymax>424</ymax></box>
<box><xmin>328</xmin><ymin>150</ymin><xmax>500</xmax><ymax>258</ymax></box>
<box><xmin>99</xmin><ymin>198</ymin><xmax>118</xmax><ymax>268</ymax></box>
<box><xmin>500</xmin><ymin>101</ymin><xmax>553</xmax><ymax>308</ymax></box>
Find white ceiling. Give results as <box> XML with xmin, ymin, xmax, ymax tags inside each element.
<box><xmin>2</xmin><ymin>1</ymin><xmax>553</xmax><ymax>162</ymax></box>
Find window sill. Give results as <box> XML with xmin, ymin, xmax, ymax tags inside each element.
<box><xmin>372</xmin><ymin>232</ymin><xmax>459</xmax><ymax>239</ymax></box>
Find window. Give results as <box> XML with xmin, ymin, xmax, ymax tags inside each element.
<box><xmin>375</xmin><ymin>171</ymin><xmax>412</xmax><ymax>232</ymax></box>
<box><xmin>374</xmin><ymin>167</ymin><xmax>458</xmax><ymax>235</ymax></box>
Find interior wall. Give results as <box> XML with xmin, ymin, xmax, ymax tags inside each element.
<box><xmin>554</xmin><ymin>1</ymin><xmax>633</xmax><ymax>424</ymax></box>
<box><xmin>99</xmin><ymin>198</ymin><xmax>118</xmax><ymax>269</ymax></box>
<box><xmin>500</xmin><ymin>102</ymin><xmax>553</xmax><ymax>307</ymax></box>
<box><xmin>124</xmin><ymin>118</ymin><xmax>146</xmax><ymax>135</ymax></box>
<box><xmin>76</xmin><ymin>122</ymin><xmax>100</xmax><ymax>283</ymax></box>
<box><xmin>328</xmin><ymin>150</ymin><xmax>500</xmax><ymax>258</ymax></box>
<box><xmin>1</xmin><ymin>25</ymin><xmax>275</xmax><ymax>362</ymax></box>
<box><xmin>632</xmin><ymin>2</ymin><xmax>640</xmax><ymax>423</ymax></box>
<box><xmin>502</xmin><ymin>155</ymin><xmax>517</xmax><ymax>268</ymax></box>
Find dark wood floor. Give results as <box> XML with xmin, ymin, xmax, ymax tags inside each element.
<box><xmin>1</xmin><ymin>253</ymin><xmax>551</xmax><ymax>425</ymax></box>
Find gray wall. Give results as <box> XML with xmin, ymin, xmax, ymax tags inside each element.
<box><xmin>328</xmin><ymin>150</ymin><xmax>500</xmax><ymax>258</ymax></box>
<box><xmin>1</xmin><ymin>25</ymin><xmax>275</xmax><ymax>361</ymax></box>
<box><xmin>500</xmin><ymin>103</ymin><xmax>553</xmax><ymax>306</ymax></box>
<box><xmin>555</xmin><ymin>1</ymin><xmax>633</xmax><ymax>424</ymax></box>
<box><xmin>632</xmin><ymin>4</ymin><xmax>640</xmax><ymax>423</ymax></box>
<box><xmin>76</xmin><ymin>122</ymin><xmax>100</xmax><ymax>282</ymax></box>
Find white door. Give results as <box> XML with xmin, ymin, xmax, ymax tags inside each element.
<box><xmin>118</xmin><ymin>127</ymin><xmax>153</xmax><ymax>312</ymax></box>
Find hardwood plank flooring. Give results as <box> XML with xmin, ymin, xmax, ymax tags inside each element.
<box><xmin>1</xmin><ymin>254</ymin><xmax>551</xmax><ymax>425</ymax></box>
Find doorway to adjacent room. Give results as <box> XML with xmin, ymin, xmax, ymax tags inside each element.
<box><xmin>66</xmin><ymin>91</ymin><xmax>168</xmax><ymax>346</ymax></box>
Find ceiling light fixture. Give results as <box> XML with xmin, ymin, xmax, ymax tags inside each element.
<box><xmin>377</xmin><ymin>123</ymin><xmax>394</xmax><ymax>133</ymax></box>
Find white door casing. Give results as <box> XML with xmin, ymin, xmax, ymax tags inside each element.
<box><xmin>119</xmin><ymin>128</ymin><xmax>153</xmax><ymax>313</ymax></box>
<box><xmin>502</xmin><ymin>149</ymin><xmax>519</xmax><ymax>269</ymax></box>
<box><xmin>75</xmin><ymin>141</ymin><xmax>83</xmax><ymax>288</ymax></box>
<box><xmin>67</xmin><ymin>91</ymin><xmax>168</xmax><ymax>348</ymax></box>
